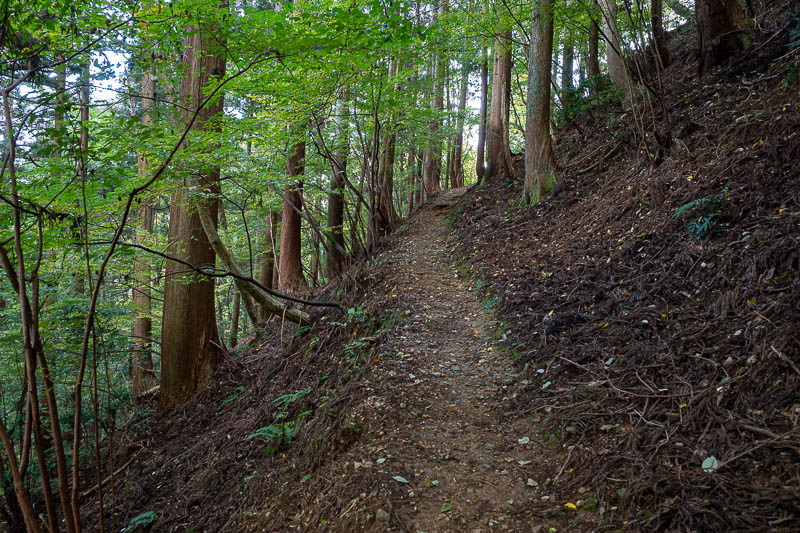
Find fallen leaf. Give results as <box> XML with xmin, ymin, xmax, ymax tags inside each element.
<box><xmin>392</xmin><ymin>476</ymin><xmax>409</xmax><ymax>483</ymax></box>
<box><xmin>440</xmin><ymin>502</ymin><xmax>451</xmax><ymax>512</ymax></box>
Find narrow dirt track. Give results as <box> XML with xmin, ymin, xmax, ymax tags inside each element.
<box><xmin>355</xmin><ymin>187</ymin><xmax>556</xmax><ymax>532</ymax></box>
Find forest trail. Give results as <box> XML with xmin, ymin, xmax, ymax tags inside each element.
<box><xmin>351</xmin><ymin>187</ymin><xmax>554</xmax><ymax>532</ymax></box>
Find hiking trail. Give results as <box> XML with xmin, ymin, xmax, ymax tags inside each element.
<box><xmin>338</xmin><ymin>187</ymin><xmax>559</xmax><ymax>532</ymax></box>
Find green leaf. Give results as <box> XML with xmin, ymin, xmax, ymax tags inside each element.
<box><xmin>702</xmin><ymin>456</ymin><xmax>719</xmax><ymax>473</ymax></box>
<box><xmin>440</xmin><ymin>502</ymin><xmax>451</xmax><ymax>512</ymax></box>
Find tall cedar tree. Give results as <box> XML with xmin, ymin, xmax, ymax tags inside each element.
<box><xmin>161</xmin><ymin>14</ymin><xmax>227</xmax><ymax>407</ymax></box>
<box><xmin>326</xmin><ymin>98</ymin><xmax>348</xmax><ymax>279</ymax></box>
<box><xmin>600</xmin><ymin>0</ymin><xmax>630</xmax><ymax>93</ymax></box>
<box><xmin>651</xmin><ymin>0</ymin><xmax>672</xmax><ymax>67</ymax></box>
<box><xmin>278</xmin><ymin>140</ymin><xmax>308</xmax><ymax>295</ymax></box>
<box><xmin>475</xmin><ymin>50</ymin><xmax>488</xmax><ymax>180</ymax></box>
<box><xmin>423</xmin><ymin>0</ymin><xmax>447</xmax><ymax>196</ymax></box>
<box><xmin>260</xmin><ymin>209</ymin><xmax>280</xmax><ymax>319</ymax></box>
<box><xmin>132</xmin><ymin>64</ymin><xmax>158</xmax><ymax>395</ymax></box>
<box><xmin>523</xmin><ymin>0</ymin><xmax>557</xmax><ymax>205</ymax></box>
<box><xmin>448</xmin><ymin>61</ymin><xmax>469</xmax><ymax>188</ymax></box>
<box><xmin>484</xmin><ymin>29</ymin><xmax>514</xmax><ymax>181</ymax></box>
<box><xmin>696</xmin><ymin>0</ymin><xmax>748</xmax><ymax>74</ymax></box>
<box><xmin>587</xmin><ymin>0</ymin><xmax>606</xmax><ymax>92</ymax></box>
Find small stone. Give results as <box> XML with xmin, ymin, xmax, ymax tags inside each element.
<box><xmin>527</xmin><ymin>478</ymin><xmax>538</xmax><ymax>487</ymax></box>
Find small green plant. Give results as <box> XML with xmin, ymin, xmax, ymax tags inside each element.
<box><xmin>272</xmin><ymin>387</ymin><xmax>311</xmax><ymax>409</ymax></box>
<box><xmin>347</xmin><ymin>307</ymin><xmax>367</xmax><ymax>323</ymax></box>
<box><xmin>123</xmin><ymin>511</ymin><xmax>158</xmax><ymax>532</ymax></box>
<box><xmin>378</xmin><ymin>310</ymin><xmax>403</xmax><ymax>332</ymax></box>
<box><xmin>219</xmin><ymin>385</ymin><xmax>246</xmax><ymax>408</ymax></box>
<box><xmin>672</xmin><ymin>187</ymin><xmax>729</xmax><ymax>239</ymax></box>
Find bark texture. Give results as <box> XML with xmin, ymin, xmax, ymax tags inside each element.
<box><xmin>448</xmin><ymin>62</ymin><xmax>469</xmax><ymax>188</ymax></box>
<box><xmin>423</xmin><ymin>0</ymin><xmax>448</xmax><ymax>196</ymax></box>
<box><xmin>260</xmin><ymin>209</ymin><xmax>279</xmax><ymax>319</ymax></box>
<box><xmin>161</xmin><ymin>17</ymin><xmax>227</xmax><ymax>407</ymax></box>
<box><xmin>587</xmin><ymin>0</ymin><xmax>605</xmax><ymax>92</ymax></box>
<box><xmin>696</xmin><ymin>0</ymin><xmax>747</xmax><ymax>74</ymax></box>
<box><xmin>132</xmin><ymin>67</ymin><xmax>158</xmax><ymax>396</ymax></box>
<box><xmin>484</xmin><ymin>29</ymin><xmax>514</xmax><ymax>181</ymax></box>
<box><xmin>523</xmin><ymin>0</ymin><xmax>557</xmax><ymax>205</ymax></box>
<box><xmin>326</xmin><ymin>99</ymin><xmax>348</xmax><ymax>279</ymax></box>
<box><xmin>279</xmin><ymin>141</ymin><xmax>308</xmax><ymax>295</ymax></box>
<box><xmin>651</xmin><ymin>0</ymin><xmax>672</xmax><ymax>68</ymax></box>
<box><xmin>476</xmin><ymin>52</ymin><xmax>488</xmax><ymax>181</ymax></box>
<box><xmin>600</xmin><ymin>0</ymin><xmax>631</xmax><ymax>93</ymax></box>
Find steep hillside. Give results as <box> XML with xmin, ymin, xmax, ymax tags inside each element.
<box><xmin>452</xmin><ymin>11</ymin><xmax>800</xmax><ymax>532</ymax></box>
<box><xmin>99</xmin><ymin>11</ymin><xmax>798</xmax><ymax>533</ymax></box>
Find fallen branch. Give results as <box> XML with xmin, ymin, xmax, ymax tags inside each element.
<box><xmin>81</xmin><ymin>448</ymin><xmax>144</xmax><ymax>497</ymax></box>
<box><xmin>574</xmin><ymin>141</ymin><xmax>624</xmax><ymax>175</ymax></box>
<box><xmin>196</xmin><ymin>203</ymin><xmax>312</xmax><ymax>326</ymax></box>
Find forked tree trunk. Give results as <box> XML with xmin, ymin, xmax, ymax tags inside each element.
<box><xmin>132</xmin><ymin>67</ymin><xmax>158</xmax><ymax>396</ymax></box>
<box><xmin>484</xmin><ymin>29</ymin><xmax>514</xmax><ymax>181</ymax></box>
<box><xmin>475</xmin><ymin>51</ymin><xmax>488</xmax><ymax>181</ymax></box>
<box><xmin>523</xmin><ymin>0</ymin><xmax>557</xmax><ymax>205</ymax></box>
<box><xmin>279</xmin><ymin>141</ymin><xmax>308</xmax><ymax>295</ymax></box>
<box><xmin>161</xmin><ymin>15</ymin><xmax>227</xmax><ymax>408</ymax></box>
<box><xmin>695</xmin><ymin>0</ymin><xmax>747</xmax><ymax>74</ymax></box>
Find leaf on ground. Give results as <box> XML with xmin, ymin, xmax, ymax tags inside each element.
<box><xmin>392</xmin><ymin>475</ymin><xmax>409</xmax><ymax>483</ymax></box>
<box><xmin>440</xmin><ymin>502</ymin><xmax>451</xmax><ymax>512</ymax></box>
<box><xmin>702</xmin><ymin>456</ymin><xmax>719</xmax><ymax>473</ymax></box>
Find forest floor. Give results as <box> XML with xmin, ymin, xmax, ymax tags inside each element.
<box><xmin>277</xmin><ymin>187</ymin><xmax>568</xmax><ymax>532</ymax></box>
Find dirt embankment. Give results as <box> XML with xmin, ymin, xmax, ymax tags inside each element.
<box><xmin>451</xmin><ymin>12</ymin><xmax>799</xmax><ymax>532</ymax></box>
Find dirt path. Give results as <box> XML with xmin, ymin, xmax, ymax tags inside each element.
<box><xmin>356</xmin><ymin>187</ymin><xmax>554</xmax><ymax>532</ymax></box>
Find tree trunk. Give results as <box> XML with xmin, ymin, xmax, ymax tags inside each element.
<box><xmin>406</xmin><ymin>146</ymin><xmax>416</xmax><ymax>215</ymax></box>
<box><xmin>230</xmin><ymin>291</ymin><xmax>240</xmax><ymax>347</ymax></box>
<box><xmin>132</xmin><ymin>67</ymin><xmax>158</xmax><ymax>396</ymax></box>
<box><xmin>309</xmin><ymin>231</ymin><xmax>320</xmax><ymax>288</ymax></box>
<box><xmin>377</xmin><ymin>62</ymin><xmax>398</xmax><ymax>234</ymax></box>
<box><xmin>587</xmin><ymin>0</ymin><xmax>605</xmax><ymax>92</ymax></box>
<box><xmin>196</xmin><ymin>204</ymin><xmax>311</xmax><ymax>326</ymax></box>
<box><xmin>562</xmin><ymin>1</ymin><xmax>575</xmax><ymax>103</ymax></box>
<box><xmin>476</xmin><ymin>50</ymin><xmax>488</xmax><ymax>181</ymax></box>
<box><xmin>600</xmin><ymin>0</ymin><xmax>630</xmax><ymax>93</ymax></box>
<box><xmin>279</xmin><ymin>141</ymin><xmax>308</xmax><ymax>295</ymax></box>
<box><xmin>326</xmin><ymin>99</ymin><xmax>348</xmax><ymax>279</ymax></box>
<box><xmin>260</xmin><ymin>209</ymin><xmax>279</xmax><ymax>319</ymax></box>
<box><xmin>160</xmin><ymin>16</ymin><xmax>227</xmax><ymax>408</ymax></box>
<box><xmin>695</xmin><ymin>0</ymin><xmax>747</xmax><ymax>74</ymax></box>
<box><xmin>484</xmin><ymin>29</ymin><xmax>514</xmax><ymax>181</ymax></box>
<box><xmin>523</xmin><ymin>0</ymin><xmax>557</xmax><ymax>205</ymax></box>
<box><xmin>423</xmin><ymin>0</ymin><xmax>448</xmax><ymax>197</ymax></box>
<box><xmin>651</xmin><ymin>0</ymin><xmax>672</xmax><ymax>68</ymax></box>
<box><xmin>449</xmin><ymin>61</ymin><xmax>469</xmax><ymax>188</ymax></box>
